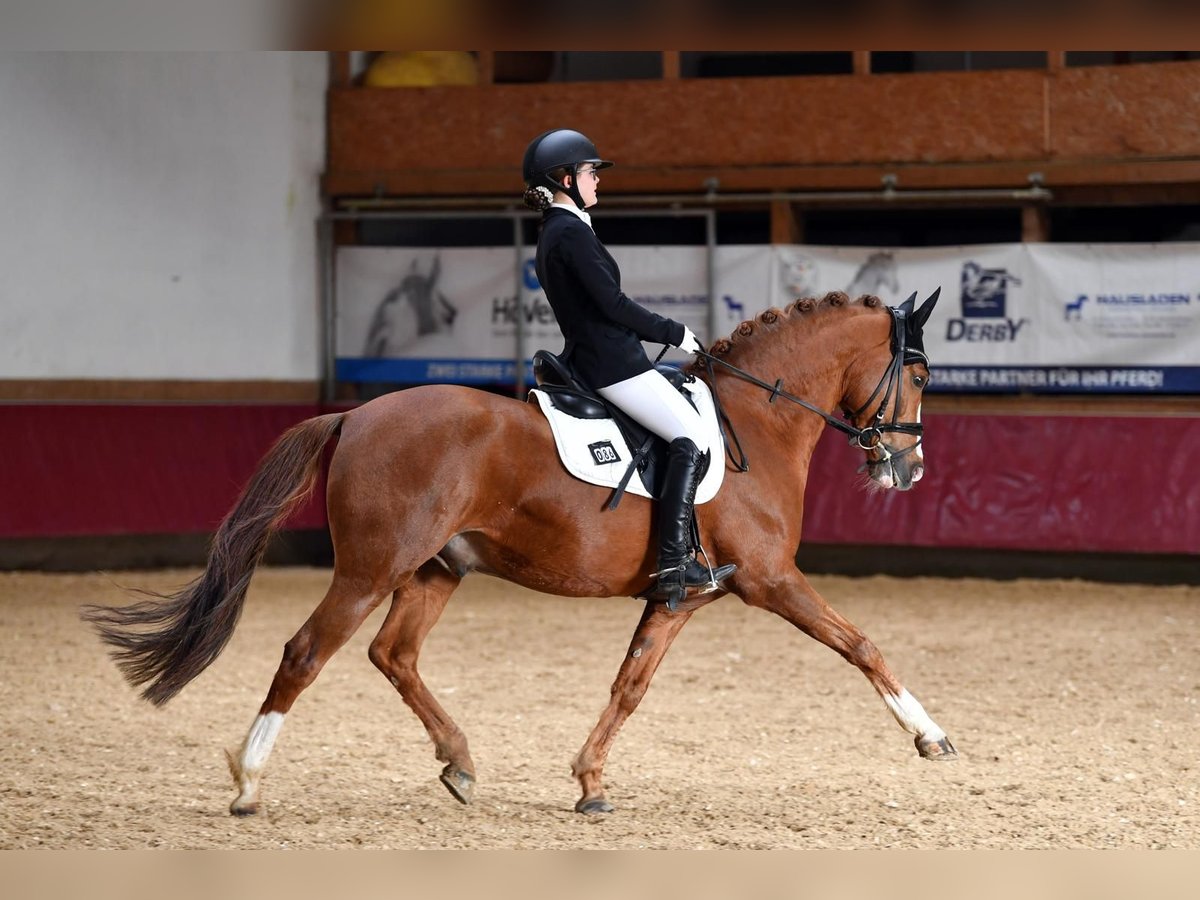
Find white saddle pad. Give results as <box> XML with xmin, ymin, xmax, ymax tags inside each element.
<box><xmin>529</xmin><ymin>378</ymin><xmax>726</xmax><ymax>505</ymax></box>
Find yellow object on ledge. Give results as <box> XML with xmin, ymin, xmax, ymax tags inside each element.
<box><xmin>364</xmin><ymin>51</ymin><xmax>479</xmax><ymax>87</ymax></box>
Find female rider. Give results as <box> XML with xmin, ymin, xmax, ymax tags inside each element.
<box><xmin>522</xmin><ymin>128</ymin><xmax>736</xmax><ymax>609</ymax></box>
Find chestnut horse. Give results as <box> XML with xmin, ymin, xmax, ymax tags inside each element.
<box><xmin>83</xmin><ymin>289</ymin><xmax>954</xmax><ymax>817</ymax></box>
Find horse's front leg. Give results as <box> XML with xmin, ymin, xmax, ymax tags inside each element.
<box><xmin>737</xmin><ymin>569</ymin><xmax>956</xmax><ymax>760</ymax></box>
<box><xmin>571</xmin><ymin>596</ymin><xmax>710</xmax><ymax>814</ymax></box>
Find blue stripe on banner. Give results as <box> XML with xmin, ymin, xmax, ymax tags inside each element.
<box><xmin>927</xmin><ymin>365</ymin><xmax>1200</xmax><ymax>393</ymax></box>
<box><xmin>337</xmin><ymin>358</ymin><xmax>524</xmax><ymax>384</ymax></box>
<box><xmin>339</xmin><ymin>358</ymin><xmax>1200</xmax><ymax>394</ymax></box>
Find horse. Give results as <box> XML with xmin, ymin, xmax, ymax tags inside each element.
<box><xmin>846</xmin><ymin>251</ymin><xmax>900</xmax><ymax>299</ymax></box>
<box><xmin>82</xmin><ymin>288</ymin><xmax>954</xmax><ymax>818</ymax></box>
<box><xmin>364</xmin><ymin>255</ymin><xmax>458</xmax><ymax>357</ymax></box>
<box><xmin>960</xmin><ymin>261</ymin><xmax>1022</xmax><ymax>313</ymax></box>
<box><xmin>777</xmin><ymin>249</ymin><xmax>818</xmax><ymax>300</ymax></box>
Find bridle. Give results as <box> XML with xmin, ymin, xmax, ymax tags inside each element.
<box><xmin>691</xmin><ymin>305</ymin><xmax>927</xmax><ymax>474</ymax></box>
<box><xmin>844</xmin><ymin>304</ymin><xmax>927</xmax><ymax>464</ymax></box>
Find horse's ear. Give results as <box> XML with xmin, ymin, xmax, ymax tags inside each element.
<box><xmin>911</xmin><ymin>287</ymin><xmax>940</xmax><ymax>329</ymax></box>
<box><xmin>898</xmin><ymin>291</ymin><xmax>917</xmax><ymax>316</ymax></box>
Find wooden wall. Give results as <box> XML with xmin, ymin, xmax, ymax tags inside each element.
<box><xmin>324</xmin><ymin>59</ymin><xmax>1200</xmax><ymax>199</ymax></box>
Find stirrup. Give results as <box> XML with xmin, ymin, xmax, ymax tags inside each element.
<box><xmin>646</xmin><ymin>559</ymin><xmax>737</xmax><ymax>611</ymax></box>
<box><xmin>649</xmin><ymin>561</ymin><xmax>730</xmax><ymax>586</ymax></box>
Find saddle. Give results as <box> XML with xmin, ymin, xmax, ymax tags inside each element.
<box><xmin>529</xmin><ymin>349</ymin><xmax>700</xmax><ymax>508</ymax></box>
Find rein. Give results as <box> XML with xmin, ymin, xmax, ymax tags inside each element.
<box><xmin>690</xmin><ymin>305</ymin><xmax>926</xmax><ymax>473</ymax></box>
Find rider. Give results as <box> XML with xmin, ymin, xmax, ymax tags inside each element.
<box><xmin>522</xmin><ymin>128</ymin><xmax>737</xmax><ymax>609</ymax></box>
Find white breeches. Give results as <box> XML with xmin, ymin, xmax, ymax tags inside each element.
<box><xmin>597</xmin><ymin>369</ymin><xmax>710</xmax><ymax>451</ymax></box>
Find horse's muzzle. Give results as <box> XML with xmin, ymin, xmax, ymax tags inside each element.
<box><xmin>869</xmin><ymin>454</ymin><xmax>923</xmax><ymax>491</ymax></box>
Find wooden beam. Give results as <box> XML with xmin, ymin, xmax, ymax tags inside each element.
<box><xmin>770</xmin><ymin>199</ymin><xmax>803</xmax><ymax>244</ymax></box>
<box><xmin>1047</xmin><ymin>50</ymin><xmax>1066</xmax><ymax>71</ymax></box>
<box><xmin>662</xmin><ymin>51</ymin><xmax>681</xmax><ymax>79</ymax></box>
<box><xmin>477</xmin><ymin>51</ymin><xmax>495</xmax><ymax>85</ymax></box>
<box><xmin>853</xmin><ymin>50</ymin><xmax>871</xmax><ymax>75</ymax></box>
<box><xmin>1022</xmin><ymin>205</ymin><xmax>1050</xmax><ymax>242</ymax></box>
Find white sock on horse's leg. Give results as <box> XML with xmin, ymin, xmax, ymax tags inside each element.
<box><xmin>883</xmin><ymin>689</ymin><xmax>946</xmax><ymax>741</ymax></box>
<box><xmin>230</xmin><ymin>712</ymin><xmax>285</xmax><ymax>803</ymax></box>
<box><xmin>242</xmin><ymin>712</ymin><xmax>284</xmax><ymax>770</ymax></box>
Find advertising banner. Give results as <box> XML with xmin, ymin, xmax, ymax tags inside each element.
<box><xmin>1026</xmin><ymin>243</ymin><xmax>1200</xmax><ymax>392</ymax></box>
<box><xmin>335</xmin><ymin>242</ymin><xmax>1200</xmax><ymax>393</ymax></box>
<box><xmin>336</xmin><ymin>247</ymin><xmax>522</xmax><ymax>384</ymax></box>
<box><xmin>772</xmin><ymin>243</ymin><xmax>1200</xmax><ymax>393</ymax></box>
<box><xmin>335</xmin><ymin>245</ymin><xmax>769</xmax><ymax>384</ymax></box>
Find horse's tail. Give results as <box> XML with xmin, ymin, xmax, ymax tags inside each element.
<box><xmin>81</xmin><ymin>412</ymin><xmax>346</xmax><ymax>706</ymax></box>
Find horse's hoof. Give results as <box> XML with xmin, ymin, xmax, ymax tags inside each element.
<box><xmin>575</xmin><ymin>796</ymin><xmax>614</xmax><ymax>816</ymax></box>
<box><xmin>440</xmin><ymin>767</ymin><xmax>475</xmax><ymax>805</ymax></box>
<box><xmin>229</xmin><ymin>799</ymin><xmax>260</xmax><ymax>817</ymax></box>
<box><xmin>916</xmin><ymin>735</ymin><xmax>958</xmax><ymax>760</ymax></box>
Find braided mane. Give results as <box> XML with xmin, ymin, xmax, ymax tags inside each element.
<box><xmin>706</xmin><ymin>291</ymin><xmax>885</xmax><ymax>361</ymax></box>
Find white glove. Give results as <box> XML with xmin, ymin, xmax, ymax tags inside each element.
<box><xmin>677</xmin><ymin>326</ymin><xmax>702</xmax><ymax>355</ymax></box>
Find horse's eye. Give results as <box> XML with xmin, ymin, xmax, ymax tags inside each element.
<box><xmin>912</xmin><ymin>374</ymin><xmax>927</xmax><ymax>388</ymax></box>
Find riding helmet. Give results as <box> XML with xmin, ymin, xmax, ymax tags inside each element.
<box><xmin>522</xmin><ymin>128</ymin><xmax>613</xmax><ymax>210</ymax></box>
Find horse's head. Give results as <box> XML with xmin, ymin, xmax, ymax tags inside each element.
<box><xmin>841</xmin><ymin>289</ymin><xmax>939</xmax><ymax>491</ymax></box>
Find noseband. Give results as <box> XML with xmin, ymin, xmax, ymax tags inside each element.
<box><xmin>693</xmin><ymin>305</ymin><xmax>925</xmax><ymax>473</ymax></box>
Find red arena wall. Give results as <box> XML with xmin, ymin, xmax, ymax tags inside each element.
<box><xmin>804</xmin><ymin>412</ymin><xmax>1198</xmax><ymax>555</ymax></box>
<box><xmin>2</xmin><ymin>405</ymin><xmax>326</xmax><ymax>539</ymax></box>
<box><xmin>2</xmin><ymin>403</ymin><xmax>1196</xmax><ymax>558</ymax></box>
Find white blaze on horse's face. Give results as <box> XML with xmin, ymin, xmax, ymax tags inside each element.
<box><xmin>913</xmin><ymin>402</ymin><xmax>924</xmax><ymax>467</ymax></box>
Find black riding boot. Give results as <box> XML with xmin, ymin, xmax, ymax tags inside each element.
<box><xmin>648</xmin><ymin>437</ymin><xmax>737</xmax><ymax>611</ymax></box>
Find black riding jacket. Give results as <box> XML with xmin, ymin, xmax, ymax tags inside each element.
<box><xmin>536</xmin><ymin>207</ymin><xmax>684</xmax><ymax>389</ymax></box>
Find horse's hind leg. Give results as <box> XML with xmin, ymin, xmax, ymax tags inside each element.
<box><xmin>571</xmin><ymin>599</ymin><xmax>703</xmax><ymax>815</ymax></box>
<box><xmin>227</xmin><ymin>574</ymin><xmax>393</xmax><ymax>816</ymax></box>
<box><xmin>739</xmin><ymin>569</ymin><xmax>956</xmax><ymax>760</ymax></box>
<box><xmin>367</xmin><ymin>562</ymin><xmax>476</xmax><ymax>805</ymax></box>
